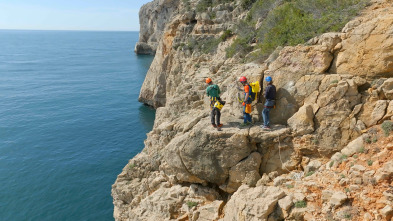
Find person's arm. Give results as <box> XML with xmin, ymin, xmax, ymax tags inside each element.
<box><xmin>243</xmin><ymin>85</ymin><xmax>250</xmax><ymax>104</ymax></box>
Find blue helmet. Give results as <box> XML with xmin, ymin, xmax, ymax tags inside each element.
<box><xmin>265</xmin><ymin>76</ymin><xmax>272</xmax><ymax>82</ymax></box>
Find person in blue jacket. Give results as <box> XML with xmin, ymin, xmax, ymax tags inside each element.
<box><xmin>262</xmin><ymin>76</ymin><xmax>276</xmax><ymax>129</ymax></box>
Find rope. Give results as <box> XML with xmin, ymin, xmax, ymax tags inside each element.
<box><xmin>277</xmin><ymin>134</ymin><xmax>291</xmax><ymax>173</ymax></box>
<box><xmin>277</xmin><ymin>133</ymin><xmax>304</xmax><ymax>181</ymax></box>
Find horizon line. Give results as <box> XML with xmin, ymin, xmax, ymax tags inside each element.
<box><xmin>0</xmin><ymin>28</ymin><xmax>140</xmax><ymax>32</ymax></box>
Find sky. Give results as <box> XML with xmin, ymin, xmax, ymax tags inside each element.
<box><xmin>0</xmin><ymin>0</ymin><xmax>152</xmax><ymax>31</ymax></box>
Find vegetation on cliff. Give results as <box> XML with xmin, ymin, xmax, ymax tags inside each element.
<box><xmin>226</xmin><ymin>0</ymin><xmax>369</xmax><ymax>59</ymax></box>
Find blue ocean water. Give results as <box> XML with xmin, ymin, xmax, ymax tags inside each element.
<box><xmin>0</xmin><ymin>30</ymin><xmax>155</xmax><ymax>220</ymax></box>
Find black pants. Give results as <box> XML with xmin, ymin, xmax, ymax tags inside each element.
<box><xmin>211</xmin><ymin>108</ymin><xmax>221</xmax><ymax>125</ymax></box>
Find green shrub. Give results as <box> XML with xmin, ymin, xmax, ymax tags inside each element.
<box><xmin>196</xmin><ymin>0</ymin><xmax>233</xmax><ymax>12</ymax></box>
<box><xmin>365</xmin><ymin>137</ymin><xmax>372</xmax><ymax>144</ymax></box>
<box><xmin>220</xmin><ymin>30</ymin><xmax>233</xmax><ymax>42</ymax></box>
<box><xmin>367</xmin><ymin>160</ymin><xmax>373</xmax><ymax>166</ymax></box>
<box><xmin>227</xmin><ymin>0</ymin><xmax>369</xmax><ymax>59</ymax></box>
<box><xmin>305</xmin><ymin>171</ymin><xmax>315</xmax><ymax>177</ymax></box>
<box><xmin>186</xmin><ymin>37</ymin><xmax>220</xmax><ymax>54</ymax></box>
<box><xmin>200</xmin><ymin>38</ymin><xmax>221</xmax><ymax>54</ymax></box>
<box><xmin>186</xmin><ymin>201</ymin><xmax>198</xmax><ymax>208</ymax></box>
<box><xmin>196</xmin><ymin>0</ymin><xmax>212</xmax><ymax>12</ymax></box>
<box><xmin>182</xmin><ymin>0</ymin><xmax>191</xmax><ymax>11</ymax></box>
<box><xmin>295</xmin><ymin>200</ymin><xmax>307</xmax><ymax>208</ymax></box>
<box><xmin>226</xmin><ymin>36</ymin><xmax>253</xmax><ymax>58</ymax></box>
<box><xmin>329</xmin><ymin>161</ymin><xmax>334</xmax><ymax>167</ymax></box>
<box><xmin>340</xmin><ymin>154</ymin><xmax>348</xmax><ymax>160</ymax></box>
<box><xmin>129</xmin><ymin>164</ymin><xmax>135</xmax><ymax>170</ymax></box>
<box><xmin>358</xmin><ymin>147</ymin><xmax>365</xmax><ymax>153</ymax></box>
<box><xmin>241</xmin><ymin>0</ymin><xmax>258</xmax><ymax>9</ymax></box>
<box><xmin>372</xmin><ymin>136</ymin><xmax>378</xmax><ymax>143</ymax></box>
<box><xmin>381</xmin><ymin>121</ymin><xmax>393</xmax><ymax>136</ymax></box>
<box><xmin>286</xmin><ymin>184</ymin><xmax>294</xmax><ymax>188</ymax></box>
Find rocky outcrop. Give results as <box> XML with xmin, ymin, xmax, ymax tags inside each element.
<box><xmin>135</xmin><ymin>0</ymin><xmax>180</xmax><ymax>54</ymax></box>
<box><xmin>334</xmin><ymin>3</ymin><xmax>393</xmax><ymax>78</ymax></box>
<box><xmin>222</xmin><ymin>185</ymin><xmax>286</xmax><ymax>221</ymax></box>
<box><xmin>113</xmin><ymin>0</ymin><xmax>393</xmax><ymax>220</ymax></box>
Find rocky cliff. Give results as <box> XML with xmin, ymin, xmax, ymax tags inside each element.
<box><xmin>114</xmin><ymin>0</ymin><xmax>393</xmax><ymax>220</ymax></box>
<box><xmin>134</xmin><ymin>0</ymin><xmax>179</xmax><ymax>54</ymax></box>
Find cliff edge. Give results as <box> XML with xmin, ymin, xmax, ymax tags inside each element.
<box><xmin>114</xmin><ymin>0</ymin><xmax>393</xmax><ymax>220</ymax></box>
<box><xmin>134</xmin><ymin>0</ymin><xmax>179</xmax><ymax>54</ymax></box>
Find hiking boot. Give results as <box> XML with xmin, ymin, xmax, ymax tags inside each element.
<box><xmin>217</xmin><ymin>124</ymin><xmax>223</xmax><ymax>128</ymax></box>
<box><xmin>262</xmin><ymin>125</ymin><xmax>271</xmax><ymax>130</ymax></box>
<box><xmin>212</xmin><ymin>124</ymin><xmax>217</xmax><ymax>128</ymax></box>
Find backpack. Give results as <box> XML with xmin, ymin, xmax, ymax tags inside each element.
<box><xmin>207</xmin><ymin>84</ymin><xmax>220</xmax><ymax>98</ymax></box>
<box><xmin>248</xmin><ymin>81</ymin><xmax>260</xmax><ymax>101</ymax></box>
<box><xmin>214</xmin><ymin>100</ymin><xmax>226</xmax><ymax>110</ymax></box>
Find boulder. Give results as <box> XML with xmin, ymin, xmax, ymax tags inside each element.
<box><xmin>278</xmin><ymin>195</ymin><xmax>294</xmax><ymax>212</ymax></box>
<box><xmin>380</xmin><ymin>205</ymin><xmax>393</xmax><ymax>220</ymax></box>
<box><xmin>375</xmin><ymin>161</ymin><xmax>393</xmax><ymax>182</ymax></box>
<box><xmin>220</xmin><ymin>152</ymin><xmax>262</xmax><ymax>193</ymax></box>
<box><xmin>329</xmin><ymin>191</ymin><xmax>348</xmax><ymax>208</ymax></box>
<box><xmin>378</xmin><ymin>78</ymin><xmax>393</xmax><ymax>99</ymax></box>
<box><xmin>304</xmin><ymin>160</ymin><xmax>322</xmax><ymax>174</ymax></box>
<box><xmin>383</xmin><ymin>100</ymin><xmax>393</xmax><ymax>120</ymax></box>
<box><xmin>135</xmin><ymin>42</ymin><xmax>156</xmax><ymax>55</ymax></box>
<box><xmin>162</xmin><ymin>122</ymin><xmax>256</xmax><ymax>186</ymax></box>
<box><xmin>288</xmin><ymin>104</ymin><xmax>315</xmax><ymax>136</ymax></box>
<box><xmin>194</xmin><ymin>200</ymin><xmax>224</xmax><ymax>221</ymax></box>
<box><xmin>223</xmin><ymin>185</ymin><xmax>286</xmax><ymax>221</ymax></box>
<box><xmin>340</xmin><ymin>135</ymin><xmax>365</xmax><ymax>156</ymax></box>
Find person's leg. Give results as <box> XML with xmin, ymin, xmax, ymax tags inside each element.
<box><xmin>265</xmin><ymin>108</ymin><xmax>271</xmax><ymax>126</ymax></box>
<box><xmin>262</xmin><ymin>108</ymin><xmax>268</xmax><ymax>126</ymax></box>
<box><xmin>211</xmin><ymin>108</ymin><xmax>216</xmax><ymax>125</ymax></box>
<box><xmin>216</xmin><ymin>109</ymin><xmax>221</xmax><ymax>125</ymax></box>
<box><xmin>246</xmin><ymin>113</ymin><xmax>252</xmax><ymax>123</ymax></box>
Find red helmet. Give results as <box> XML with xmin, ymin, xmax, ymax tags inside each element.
<box><xmin>206</xmin><ymin>78</ymin><xmax>212</xmax><ymax>84</ymax></box>
<box><xmin>239</xmin><ymin>76</ymin><xmax>247</xmax><ymax>83</ymax></box>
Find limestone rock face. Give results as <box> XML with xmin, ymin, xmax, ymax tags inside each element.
<box><xmin>334</xmin><ymin>4</ymin><xmax>393</xmax><ymax>78</ymax></box>
<box><xmin>221</xmin><ymin>152</ymin><xmax>262</xmax><ymax>193</ymax></box>
<box><xmin>267</xmin><ymin>45</ymin><xmax>334</xmax><ymax>124</ymax></box>
<box><xmin>135</xmin><ymin>0</ymin><xmax>180</xmax><ymax>54</ymax></box>
<box><xmin>161</xmin><ymin>122</ymin><xmax>257</xmax><ymax>185</ymax></box>
<box><xmin>222</xmin><ymin>185</ymin><xmax>286</xmax><ymax>221</ymax></box>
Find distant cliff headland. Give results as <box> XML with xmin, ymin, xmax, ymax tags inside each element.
<box><xmin>113</xmin><ymin>0</ymin><xmax>393</xmax><ymax>220</ymax></box>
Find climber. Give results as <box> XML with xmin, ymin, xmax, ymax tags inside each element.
<box><xmin>239</xmin><ymin>76</ymin><xmax>252</xmax><ymax>126</ymax></box>
<box><xmin>206</xmin><ymin>78</ymin><xmax>223</xmax><ymax>128</ymax></box>
<box><xmin>261</xmin><ymin>76</ymin><xmax>276</xmax><ymax>130</ymax></box>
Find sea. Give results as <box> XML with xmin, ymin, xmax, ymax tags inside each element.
<box><xmin>0</xmin><ymin>30</ymin><xmax>155</xmax><ymax>221</ymax></box>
